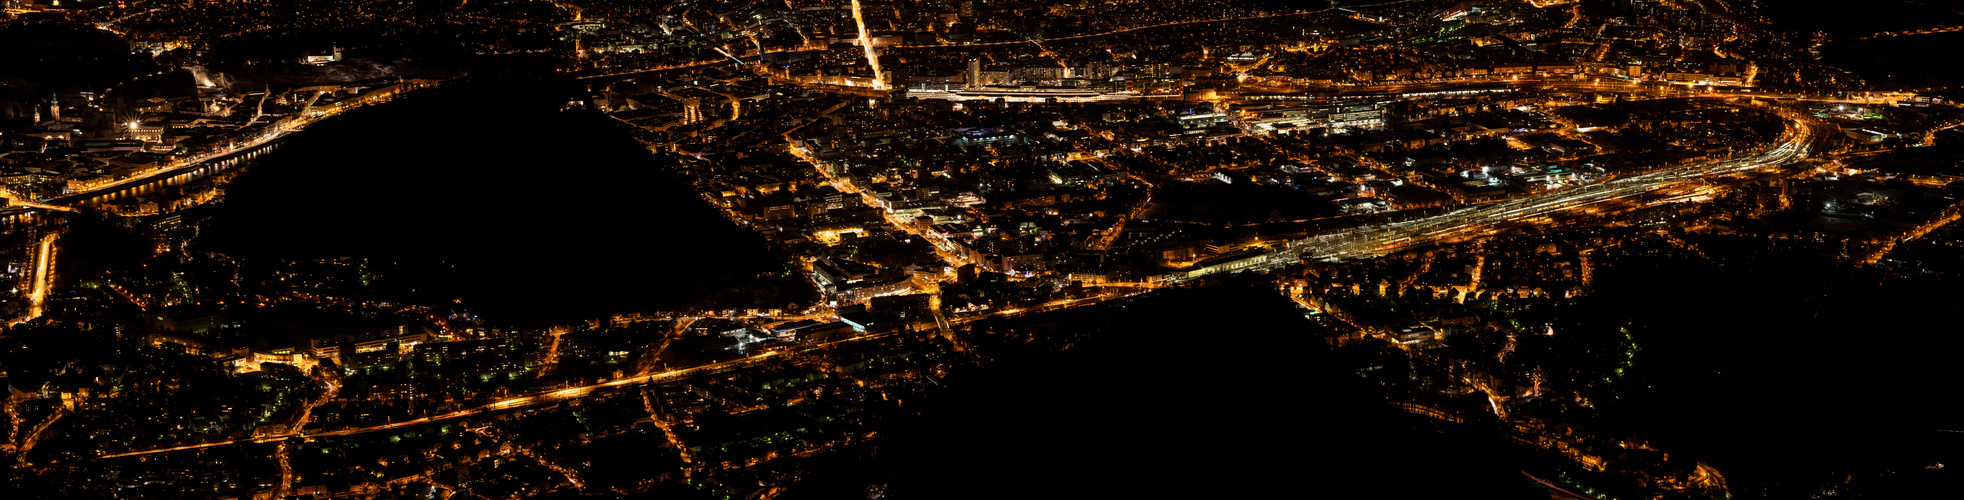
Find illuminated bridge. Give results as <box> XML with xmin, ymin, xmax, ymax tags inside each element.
<box><xmin>45</xmin><ymin>139</ymin><xmax>282</xmax><ymax>209</ymax></box>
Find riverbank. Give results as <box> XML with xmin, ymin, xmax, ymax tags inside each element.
<box><xmin>195</xmin><ymin>76</ymin><xmax>812</xmax><ymax>326</ymax></box>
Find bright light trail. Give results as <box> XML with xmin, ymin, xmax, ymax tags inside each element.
<box><xmin>23</xmin><ymin>232</ymin><xmax>57</xmax><ymax>322</ymax></box>
<box><xmin>850</xmin><ymin>0</ymin><xmax>887</xmax><ymax>89</ymax></box>
<box><xmin>1299</xmin><ymin>110</ymin><xmax>1820</xmax><ymax>261</ymax></box>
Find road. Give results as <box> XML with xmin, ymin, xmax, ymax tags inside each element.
<box><xmin>786</xmin><ymin>108</ymin><xmax>977</xmax><ymax>270</ymax></box>
<box><xmin>13</xmin><ymin>408</ymin><xmax>65</xmax><ymax>467</ymax></box>
<box><xmin>1086</xmin><ymin>169</ymin><xmax>1156</xmax><ymax>252</ymax></box>
<box><xmin>40</xmin><ymin>80</ymin><xmax>436</xmax><ymax>208</ymax></box>
<box><xmin>91</xmin><ymin>286</ymin><xmax>1151</xmax><ymax>460</ymax></box>
<box><xmin>95</xmin><ymin>329</ymin><xmax>896</xmax><ymax>458</ymax></box>
<box><xmin>632</xmin><ymin>317</ymin><xmax>698</xmax><ymax>376</ymax></box>
<box><xmin>1297</xmin><ymin>105</ymin><xmax>1827</xmax><ymax>261</ymax></box>
<box><xmin>21</xmin><ymin>231</ymin><xmax>58</xmax><ymax>322</ymax></box>
<box><xmin>889</xmin><ymin>0</ymin><xmax>1424</xmax><ymax>49</ymax></box>
<box><xmin>94</xmin><ymin>349</ymin><xmax>802</xmax><ymax>459</ymax></box>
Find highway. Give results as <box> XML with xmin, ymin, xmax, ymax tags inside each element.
<box><xmin>89</xmin><ymin>284</ymin><xmax>1154</xmax><ymax>461</ymax></box>
<box><xmin>1297</xmin><ymin>105</ymin><xmax>1828</xmax><ymax>261</ymax></box>
<box><xmin>889</xmin><ymin>0</ymin><xmax>1425</xmax><ymax>50</ymax></box>
<box><xmin>94</xmin><ymin>348</ymin><xmax>811</xmax><ymax>459</ymax></box>
<box><xmin>95</xmin><ymin>325</ymin><xmax>908</xmax><ymax>459</ymax></box>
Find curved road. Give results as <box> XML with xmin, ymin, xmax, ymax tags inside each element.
<box><xmin>1299</xmin><ymin>104</ymin><xmax>1828</xmax><ymax>260</ymax></box>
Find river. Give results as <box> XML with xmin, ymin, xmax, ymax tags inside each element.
<box><xmin>783</xmin><ymin>282</ymin><xmax>1548</xmax><ymax>499</ymax></box>
<box><xmin>197</xmin><ymin>76</ymin><xmax>807</xmax><ymax>326</ymax></box>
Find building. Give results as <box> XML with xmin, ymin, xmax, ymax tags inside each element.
<box><xmin>301</xmin><ymin>45</ymin><xmax>343</xmax><ymax>65</ymax></box>
<box><xmin>1165</xmin><ymin>248</ymin><xmax>1290</xmax><ymax>281</ymax></box>
<box><xmin>308</xmin><ymin>327</ymin><xmax>434</xmax><ymax>361</ymax></box>
<box><xmin>812</xmin><ymin>257</ymin><xmax>916</xmax><ymax>304</ymax></box>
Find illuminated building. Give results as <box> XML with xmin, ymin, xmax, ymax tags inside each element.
<box><xmin>301</xmin><ymin>44</ymin><xmax>343</xmax><ymax>65</ymax></box>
